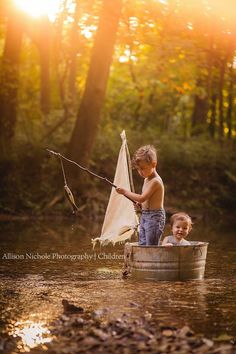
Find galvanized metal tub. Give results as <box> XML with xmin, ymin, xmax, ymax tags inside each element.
<box><xmin>124</xmin><ymin>241</ymin><xmax>209</xmax><ymax>281</ymax></box>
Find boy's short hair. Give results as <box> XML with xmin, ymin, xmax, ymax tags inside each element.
<box><xmin>170</xmin><ymin>212</ymin><xmax>193</xmax><ymax>231</ymax></box>
<box><xmin>132</xmin><ymin>145</ymin><xmax>157</xmax><ymax>168</ymax></box>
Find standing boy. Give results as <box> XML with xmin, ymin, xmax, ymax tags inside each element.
<box><xmin>116</xmin><ymin>145</ymin><xmax>165</xmax><ymax>245</ymax></box>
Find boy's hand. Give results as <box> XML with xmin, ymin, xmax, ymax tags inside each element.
<box><xmin>163</xmin><ymin>243</ymin><xmax>173</xmax><ymax>247</ymax></box>
<box><xmin>116</xmin><ymin>187</ymin><xmax>126</xmax><ymax>195</ymax></box>
<box><xmin>133</xmin><ymin>202</ymin><xmax>142</xmax><ymax>213</ymax></box>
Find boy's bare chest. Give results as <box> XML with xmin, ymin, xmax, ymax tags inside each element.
<box><xmin>142</xmin><ymin>179</ymin><xmax>152</xmax><ymax>191</ymax></box>
<box><xmin>142</xmin><ymin>176</ymin><xmax>164</xmax><ymax>209</ymax></box>
<box><xmin>142</xmin><ymin>177</ymin><xmax>161</xmax><ymax>191</ymax></box>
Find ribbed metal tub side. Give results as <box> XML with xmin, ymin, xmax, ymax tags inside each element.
<box><xmin>124</xmin><ymin>241</ymin><xmax>209</xmax><ymax>281</ymax></box>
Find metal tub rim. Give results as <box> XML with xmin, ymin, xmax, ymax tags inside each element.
<box><xmin>127</xmin><ymin>241</ymin><xmax>209</xmax><ymax>248</ymax></box>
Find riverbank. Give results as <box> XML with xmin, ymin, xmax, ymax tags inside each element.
<box><xmin>1</xmin><ymin>302</ymin><xmax>235</xmax><ymax>353</ymax></box>
<box><xmin>0</xmin><ymin>203</ymin><xmax>235</xmax><ymax>228</ymax></box>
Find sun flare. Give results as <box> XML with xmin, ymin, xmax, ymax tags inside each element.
<box><xmin>15</xmin><ymin>0</ymin><xmax>62</xmax><ymax>21</ymax></box>
<box><xmin>9</xmin><ymin>320</ymin><xmax>52</xmax><ymax>350</ymax></box>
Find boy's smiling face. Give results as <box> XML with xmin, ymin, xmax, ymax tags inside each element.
<box><xmin>136</xmin><ymin>160</ymin><xmax>156</xmax><ymax>178</ymax></box>
<box><xmin>172</xmin><ymin>220</ymin><xmax>190</xmax><ymax>241</ymax></box>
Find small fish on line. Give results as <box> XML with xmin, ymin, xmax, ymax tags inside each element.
<box><xmin>64</xmin><ymin>185</ymin><xmax>79</xmax><ymax>214</ymax></box>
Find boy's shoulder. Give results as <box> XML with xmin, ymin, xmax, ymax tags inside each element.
<box><xmin>149</xmin><ymin>174</ymin><xmax>163</xmax><ymax>186</ymax></box>
<box><xmin>143</xmin><ymin>176</ymin><xmax>163</xmax><ymax>191</ymax></box>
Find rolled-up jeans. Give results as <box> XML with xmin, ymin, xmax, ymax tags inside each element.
<box><xmin>139</xmin><ymin>209</ymin><xmax>166</xmax><ymax>246</ymax></box>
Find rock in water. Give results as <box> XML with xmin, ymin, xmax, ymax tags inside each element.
<box><xmin>62</xmin><ymin>299</ymin><xmax>84</xmax><ymax>314</ymax></box>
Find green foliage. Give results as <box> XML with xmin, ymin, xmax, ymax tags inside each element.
<box><xmin>0</xmin><ymin>0</ymin><xmax>236</xmax><ymax>221</ymax></box>
<box><xmin>92</xmin><ymin>129</ymin><xmax>236</xmax><ymax>221</ymax></box>
<box><xmin>157</xmin><ymin>137</ymin><xmax>236</xmax><ymax>215</ymax></box>
<box><xmin>0</xmin><ymin>127</ymin><xmax>235</xmax><ymax>222</ymax></box>
<box><xmin>0</xmin><ymin>142</ymin><xmax>63</xmax><ymax>214</ymax></box>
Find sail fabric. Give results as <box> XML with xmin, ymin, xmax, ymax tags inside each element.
<box><xmin>92</xmin><ymin>131</ymin><xmax>138</xmax><ymax>247</ymax></box>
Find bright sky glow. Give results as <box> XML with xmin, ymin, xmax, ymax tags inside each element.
<box><xmin>119</xmin><ymin>49</ymin><xmax>137</xmax><ymax>63</ymax></box>
<box><xmin>187</xmin><ymin>22</ymin><xmax>193</xmax><ymax>30</ymax></box>
<box><xmin>158</xmin><ymin>0</ymin><xmax>168</xmax><ymax>4</ymax></box>
<box><xmin>81</xmin><ymin>25</ymin><xmax>97</xmax><ymax>39</ymax></box>
<box><xmin>129</xmin><ymin>17</ymin><xmax>139</xmax><ymax>29</ymax></box>
<box><xmin>119</xmin><ymin>55</ymin><xmax>129</xmax><ymax>63</ymax></box>
<box><xmin>15</xmin><ymin>0</ymin><xmax>62</xmax><ymax>21</ymax></box>
<box><xmin>233</xmin><ymin>56</ymin><xmax>236</xmax><ymax>69</ymax></box>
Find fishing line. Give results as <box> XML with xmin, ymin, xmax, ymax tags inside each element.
<box><xmin>59</xmin><ymin>155</ymin><xmax>67</xmax><ymax>186</ymax></box>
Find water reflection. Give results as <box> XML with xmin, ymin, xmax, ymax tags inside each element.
<box><xmin>0</xmin><ymin>219</ymin><xmax>236</xmax><ymax>350</ymax></box>
<box><xmin>8</xmin><ymin>320</ymin><xmax>52</xmax><ymax>351</ymax></box>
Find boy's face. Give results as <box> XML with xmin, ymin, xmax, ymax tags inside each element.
<box><xmin>136</xmin><ymin>160</ymin><xmax>156</xmax><ymax>178</ymax></box>
<box><xmin>172</xmin><ymin>220</ymin><xmax>190</xmax><ymax>241</ymax></box>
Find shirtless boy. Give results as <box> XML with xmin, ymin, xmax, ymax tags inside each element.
<box><xmin>116</xmin><ymin>145</ymin><xmax>165</xmax><ymax>245</ymax></box>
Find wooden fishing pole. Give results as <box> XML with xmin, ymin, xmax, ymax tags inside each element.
<box><xmin>47</xmin><ymin>149</ymin><xmax>137</xmax><ymax>204</ymax></box>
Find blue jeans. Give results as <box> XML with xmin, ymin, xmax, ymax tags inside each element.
<box><xmin>139</xmin><ymin>209</ymin><xmax>166</xmax><ymax>246</ymax></box>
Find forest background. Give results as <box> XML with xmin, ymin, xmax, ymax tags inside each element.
<box><xmin>0</xmin><ymin>0</ymin><xmax>235</xmax><ymax>225</ymax></box>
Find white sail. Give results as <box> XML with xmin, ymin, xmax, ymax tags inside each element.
<box><xmin>92</xmin><ymin>131</ymin><xmax>138</xmax><ymax>247</ymax></box>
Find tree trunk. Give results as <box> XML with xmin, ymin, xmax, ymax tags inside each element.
<box><xmin>68</xmin><ymin>0</ymin><xmax>123</xmax><ymax>186</ymax></box>
<box><xmin>207</xmin><ymin>24</ymin><xmax>216</xmax><ymax>138</ymax></box>
<box><xmin>19</xmin><ymin>14</ymin><xmax>51</xmax><ymax>116</ymax></box>
<box><xmin>191</xmin><ymin>29</ymin><xmax>215</xmax><ymax>137</ymax></box>
<box><xmin>191</xmin><ymin>85</ymin><xmax>208</xmax><ymax>135</ymax></box>
<box><xmin>38</xmin><ymin>16</ymin><xmax>51</xmax><ymax>115</ymax></box>
<box><xmin>218</xmin><ymin>57</ymin><xmax>227</xmax><ymax>141</ymax></box>
<box><xmin>68</xmin><ymin>0</ymin><xmax>80</xmax><ymax>107</ymax></box>
<box><xmin>209</xmin><ymin>93</ymin><xmax>217</xmax><ymax>139</ymax></box>
<box><xmin>0</xmin><ymin>5</ymin><xmax>23</xmax><ymax>157</ymax></box>
<box><xmin>226</xmin><ymin>57</ymin><xmax>234</xmax><ymax>140</ymax></box>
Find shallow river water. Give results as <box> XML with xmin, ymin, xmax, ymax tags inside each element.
<box><xmin>0</xmin><ymin>219</ymin><xmax>235</xmax><ymax>351</ymax></box>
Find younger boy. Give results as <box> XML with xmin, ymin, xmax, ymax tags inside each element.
<box><xmin>116</xmin><ymin>145</ymin><xmax>165</xmax><ymax>246</ymax></box>
<box><xmin>162</xmin><ymin>212</ymin><xmax>192</xmax><ymax>246</ymax></box>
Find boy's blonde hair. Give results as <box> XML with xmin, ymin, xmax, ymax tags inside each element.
<box><xmin>132</xmin><ymin>145</ymin><xmax>157</xmax><ymax>168</ymax></box>
<box><xmin>170</xmin><ymin>212</ymin><xmax>193</xmax><ymax>231</ymax></box>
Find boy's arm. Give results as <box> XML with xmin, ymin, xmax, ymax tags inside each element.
<box><xmin>116</xmin><ymin>179</ymin><xmax>161</xmax><ymax>203</ymax></box>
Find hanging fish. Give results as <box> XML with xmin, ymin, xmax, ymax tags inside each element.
<box><xmin>55</xmin><ymin>155</ymin><xmax>79</xmax><ymax>214</ymax></box>
<box><xmin>64</xmin><ymin>184</ymin><xmax>79</xmax><ymax>214</ymax></box>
